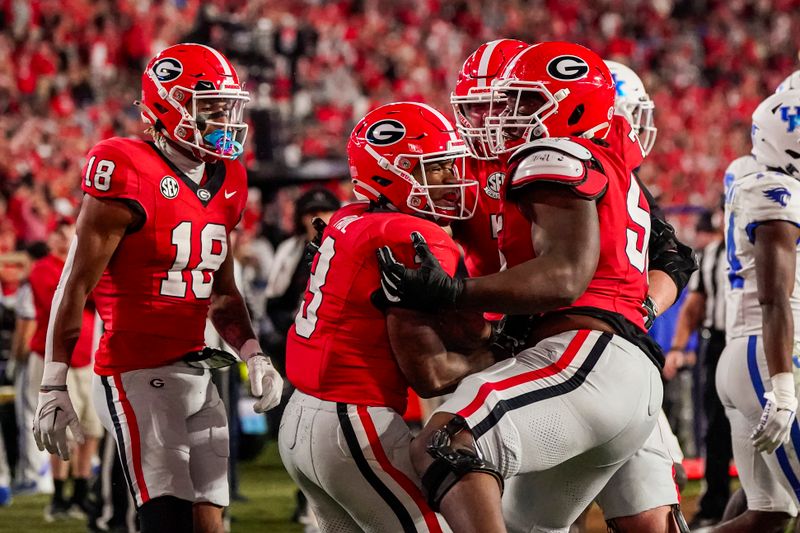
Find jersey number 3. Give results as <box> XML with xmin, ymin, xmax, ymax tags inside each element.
<box><xmin>160</xmin><ymin>222</ymin><xmax>228</xmax><ymax>299</ymax></box>
<box><xmin>295</xmin><ymin>237</ymin><xmax>336</xmax><ymax>339</ymax></box>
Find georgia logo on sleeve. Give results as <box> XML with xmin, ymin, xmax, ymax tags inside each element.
<box><xmin>365</xmin><ymin>119</ymin><xmax>406</xmax><ymax>146</ymax></box>
<box><xmin>153</xmin><ymin>58</ymin><xmax>183</xmax><ymax>82</ymax></box>
<box><xmin>546</xmin><ymin>55</ymin><xmax>590</xmax><ymax>81</ymax></box>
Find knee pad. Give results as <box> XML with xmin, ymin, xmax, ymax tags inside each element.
<box><xmin>139</xmin><ymin>496</ymin><xmax>193</xmax><ymax>533</ymax></box>
<box><xmin>420</xmin><ymin>415</ymin><xmax>504</xmax><ymax>511</ymax></box>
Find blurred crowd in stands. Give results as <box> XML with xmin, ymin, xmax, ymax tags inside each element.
<box><xmin>1</xmin><ymin>0</ymin><xmax>799</xmax><ymax>260</ymax></box>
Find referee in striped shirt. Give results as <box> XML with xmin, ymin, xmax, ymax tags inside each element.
<box><xmin>666</xmin><ymin>211</ymin><xmax>730</xmax><ymax>528</ymax></box>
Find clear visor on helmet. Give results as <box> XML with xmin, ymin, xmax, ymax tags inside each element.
<box><xmin>484</xmin><ymin>80</ymin><xmax>560</xmax><ymax>155</ymax></box>
<box><xmin>451</xmin><ymin>88</ymin><xmax>507</xmax><ymax>160</ymax></box>
<box><xmin>172</xmin><ymin>86</ymin><xmax>250</xmax><ymax>160</ymax></box>
<box><xmin>619</xmin><ymin>99</ymin><xmax>657</xmax><ymax>157</ymax></box>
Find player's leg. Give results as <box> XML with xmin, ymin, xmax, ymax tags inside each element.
<box><xmin>329</xmin><ymin>402</ymin><xmax>449</xmax><ymax>532</ymax></box>
<box><xmin>414</xmin><ymin>330</ymin><xmax>661</xmax><ymax>533</ymax></box>
<box><xmin>138</xmin><ymin>495</ymin><xmax>193</xmax><ymax>533</ymax></box>
<box><xmin>279</xmin><ymin>392</ymin><xmax>346</xmax><ymax>532</ymax></box>
<box><xmin>187</xmin><ymin>376</ymin><xmax>230</xmax><ymax>533</ymax></box>
<box><xmin>66</xmin><ymin>365</ymin><xmax>102</xmax><ymax>515</ymax></box>
<box><xmin>596</xmin><ymin>416</ymin><xmax>686</xmax><ymax>533</ymax></box>
<box><xmin>92</xmin><ymin>367</ymin><xmax>200</xmax><ymax>528</ymax></box>
<box><xmin>712</xmin><ymin>337</ymin><xmax>796</xmax><ymax>532</ymax></box>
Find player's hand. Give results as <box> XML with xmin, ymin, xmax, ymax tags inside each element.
<box><xmin>33</xmin><ymin>388</ymin><xmax>85</xmax><ymax>461</ymax></box>
<box><xmin>303</xmin><ymin>217</ymin><xmax>328</xmax><ymax>269</ymax></box>
<box><xmin>662</xmin><ymin>349</ymin><xmax>684</xmax><ymax>381</ymax></box>
<box><xmin>376</xmin><ymin>232</ymin><xmax>464</xmax><ymax>311</ymax></box>
<box><xmin>642</xmin><ymin>295</ymin><xmax>659</xmax><ymax>330</ymax></box>
<box><xmin>247</xmin><ymin>354</ymin><xmax>284</xmax><ymax>413</ymax></box>
<box><xmin>752</xmin><ymin>391</ymin><xmax>798</xmax><ymax>454</ymax></box>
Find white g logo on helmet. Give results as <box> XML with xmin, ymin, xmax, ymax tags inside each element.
<box><xmin>153</xmin><ymin>58</ymin><xmax>183</xmax><ymax>82</ymax></box>
<box><xmin>546</xmin><ymin>55</ymin><xmax>590</xmax><ymax>81</ymax></box>
<box><xmin>365</xmin><ymin>119</ymin><xmax>406</xmax><ymax>146</ymax></box>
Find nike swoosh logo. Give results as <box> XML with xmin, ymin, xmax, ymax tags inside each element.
<box><xmin>224</xmin><ymin>190</ymin><xmax>237</xmax><ymax>199</ymax></box>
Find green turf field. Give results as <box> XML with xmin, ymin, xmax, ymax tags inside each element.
<box><xmin>0</xmin><ymin>442</ymin><xmax>719</xmax><ymax>533</ymax></box>
<box><xmin>0</xmin><ymin>442</ymin><xmax>302</xmax><ymax>532</ymax></box>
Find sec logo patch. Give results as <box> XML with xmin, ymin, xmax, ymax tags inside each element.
<box><xmin>160</xmin><ymin>176</ymin><xmax>179</xmax><ymax>199</ymax></box>
<box><xmin>484</xmin><ymin>172</ymin><xmax>504</xmax><ymax>200</ymax></box>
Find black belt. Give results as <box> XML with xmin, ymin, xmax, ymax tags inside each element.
<box><xmin>182</xmin><ymin>347</ymin><xmax>238</xmax><ymax>369</ymax></box>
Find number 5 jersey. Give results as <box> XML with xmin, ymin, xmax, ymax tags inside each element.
<box><xmin>81</xmin><ymin>137</ymin><xmax>247</xmax><ymax>375</ymax></box>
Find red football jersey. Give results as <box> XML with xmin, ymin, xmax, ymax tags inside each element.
<box><xmin>285</xmin><ymin>202</ymin><xmax>461</xmax><ymax>414</ymax></box>
<box><xmin>30</xmin><ymin>254</ymin><xmax>95</xmax><ymax>367</ymax></box>
<box><xmin>499</xmin><ymin>116</ymin><xmax>650</xmax><ymax>330</ymax></box>
<box><xmin>81</xmin><ymin>137</ymin><xmax>247</xmax><ymax>375</ymax></box>
<box><xmin>452</xmin><ymin>158</ymin><xmax>505</xmax><ymax>277</ymax></box>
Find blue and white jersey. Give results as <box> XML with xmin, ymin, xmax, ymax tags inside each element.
<box><xmin>725</xmin><ymin>165</ymin><xmax>800</xmax><ymax>339</ymax></box>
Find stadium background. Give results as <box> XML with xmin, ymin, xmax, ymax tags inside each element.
<box><xmin>0</xmin><ymin>0</ymin><xmax>796</xmax><ymax>530</ymax></box>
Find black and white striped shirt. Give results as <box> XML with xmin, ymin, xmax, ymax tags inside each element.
<box><xmin>687</xmin><ymin>238</ymin><xmax>726</xmax><ymax>331</ymax></box>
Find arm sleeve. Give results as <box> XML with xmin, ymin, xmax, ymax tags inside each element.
<box><xmin>739</xmin><ymin>172</ymin><xmax>800</xmax><ymax>243</ymax></box>
<box><xmin>387</xmin><ymin>219</ymin><xmax>461</xmax><ymax>277</ymax></box>
<box><xmin>81</xmin><ymin>140</ymin><xmax>141</xmax><ymax>202</ymax></box>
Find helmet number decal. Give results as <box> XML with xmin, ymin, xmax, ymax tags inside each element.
<box><xmin>153</xmin><ymin>58</ymin><xmax>183</xmax><ymax>82</ymax></box>
<box><xmin>84</xmin><ymin>156</ymin><xmax>115</xmax><ymax>192</ymax></box>
<box><xmin>546</xmin><ymin>55</ymin><xmax>590</xmax><ymax>81</ymax></box>
<box><xmin>365</xmin><ymin>119</ymin><xmax>406</xmax><ymax>146</ymax></box>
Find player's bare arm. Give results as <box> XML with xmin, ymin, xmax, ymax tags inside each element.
<box><xmin>211</xmin><ymin>237</ymin><xmax>284</xmax><ymax>413</ymax></box>
<box><xmin>50</xmin><ymin>195</ymin><xmax>135</xmax><ymax>366</ymax></box>
<box><xmin>754</xmin><ymin>221</ymin><xmax>800</xmax><ymax>378</ymax></box>
<box><xmin>387</xmin><ymin>308</ymin><xmax>495</xmax><ymax>398</ymax></box>
<box><xmin>209</xmin><ymin>239</ymin><xmax>258</xmax><ymax>351</ymax></box>
<box><xmin>460</xmin><ymin>183</ymin><xmax>600</xmax><ymax>314</ymax></box>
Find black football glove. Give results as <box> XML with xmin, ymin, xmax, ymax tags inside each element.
<box><xmin>376</xmin><ymin>231</ymin><xmax>464</xmax><ymax>311</ymax></box>
<box><xmin>303</xmin><ymin>217</ymin><xmax>328</xmax><ymax>269</ymax></box>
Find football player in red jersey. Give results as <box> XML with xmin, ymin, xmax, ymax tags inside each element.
<box><xmin>279</xmin><ymin>101</ymin><xmax>499</xmax><ymax>533</ymax></box>
<box><xmin>31</xmin><ymin>43</ymin><xmax>283</xmax><ymax>533</ymax></box>
<box><xmin>450</xmin><ymin>39</ymin><xmax>528</xmax><ymax>280</ymax></box>
<box><xmin>376</xmin><ymin>42</ymin><xmax>678</xmax><ymax>533</ymax></box>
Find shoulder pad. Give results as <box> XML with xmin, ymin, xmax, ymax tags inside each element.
<box><xmin>509</xmin><ymin>137</ymin><xmax>593</xmax><ymax>162</ymax></box>
<box><xmin>506</xmin><ymin>138</ymin><xmax>607</xmax><ymax>200</ymax></box>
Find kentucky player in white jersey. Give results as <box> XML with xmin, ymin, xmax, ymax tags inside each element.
<box><xmin>716</xmin><ymin>88</ymin><xmax>800</xmax><ymax>533</ymax></box>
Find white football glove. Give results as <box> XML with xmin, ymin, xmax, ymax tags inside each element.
<box><xmin>33</xmin><ymin>388</ymin><xmax>85</xmax><ymax>461</ymax></box>
<box><xmin>752</xmin><ymin>373</ymin><xmax>798</xmax><ymax>454</ymax></box>
<box><xmin>247</xmin><ymin>354</ymin><xmax>283</xmax><ymax>413</ymax></box>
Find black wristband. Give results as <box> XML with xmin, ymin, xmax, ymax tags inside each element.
<box><xmin>40</xmin><ymin>384</ymin><xmax>67</xmax><ymax>392</ymax></box>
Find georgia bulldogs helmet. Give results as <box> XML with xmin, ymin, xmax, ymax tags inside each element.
<box><xmin>348</xmin><ymin>102</ymin><xmax>478</xmax><ymax>221</ymax></box>
<box><xmin>451</xmin><ymin>39</ymin><xmax>529</xmax><ymax>159</ymax></box>
<box><xmin>138</xmin><ymin>43</ymin><xmax>250</xmax><ymax>161</ymax></box>
<box><xmin>485</xmin><ymin>42</ymin><xmax>616</xmax><ymax>154</ymax></box>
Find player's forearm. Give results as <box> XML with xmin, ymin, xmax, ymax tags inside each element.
<box><xmin>647</xmin><ymin>270</ymin><xmax>678</xmax><ymax>316</ymax></box>
<box><xmin>460</xmin><ymin>255</ymin><xmax>592</xmax><ymax>314</ymax></box>
<box><xmin>11</xmin><ymin>319</ymin><xmax>35</xmax><ymax>362</ymax></box>
<box><xmin>669</xmin><ymin>292</ymin><xmax>705</xmax><ymax>350</ymax></box>
<box><xmin>761</xmin><ymin>300</ymin><xmax>794</xmax><ymax>377</ymax></box>
<box><xmin>414</xmin><ymin>348</ymin><xmax>495</xmax><ymax>398</ymax></box>
<box><xmin>48</xmin><ymin>290</ymin><xmax>87</xmax><ymax>365</ymax></box>
<box><xmin>209</xmin><ymin>292</ymin><xmax>257</xmax><ymax>352</ymax></box>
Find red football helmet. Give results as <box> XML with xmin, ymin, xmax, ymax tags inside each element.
<box><xmin>485</xmin><ymin>42</ymin><xmax>616</xmax><ymax>155</ymax></box>
<box><xmin>348</xmin><ymin>102</ymin><xmax>478</xmax><ymax>222</ymax></box>
<box><xmin>138</xmin><ymin>43</ymin><xmax>250</xmax><ymax>161</ymax></box>
<box><xmin>451</xmin><ymin>39</ymin><xmax>529</xmax><ymax>159</ymax></box>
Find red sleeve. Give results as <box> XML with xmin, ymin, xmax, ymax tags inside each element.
<box><xmin>385</xmin><ymin>217</ymin><xmax>461</xmax><ymax>276</ymax></box>
<box><xmin>80</xmin><ymin>139</ymin><xmax>140</xmax><ymax>201</ymax></box>
<box><xmin>608</xmin><ymin>115</ymin><xmax>644</xmax><ymax>173</ymax></box>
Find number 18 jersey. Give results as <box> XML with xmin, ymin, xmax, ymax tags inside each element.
<box><xmin>81</xmin><ymin>137</ymin><xmax>247</xmax><ymax>375</ymax></box>
<box><xmin>285</xmin><ymin>202</ymin><xmax>461</xmax><ymax>414</ymax></box>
